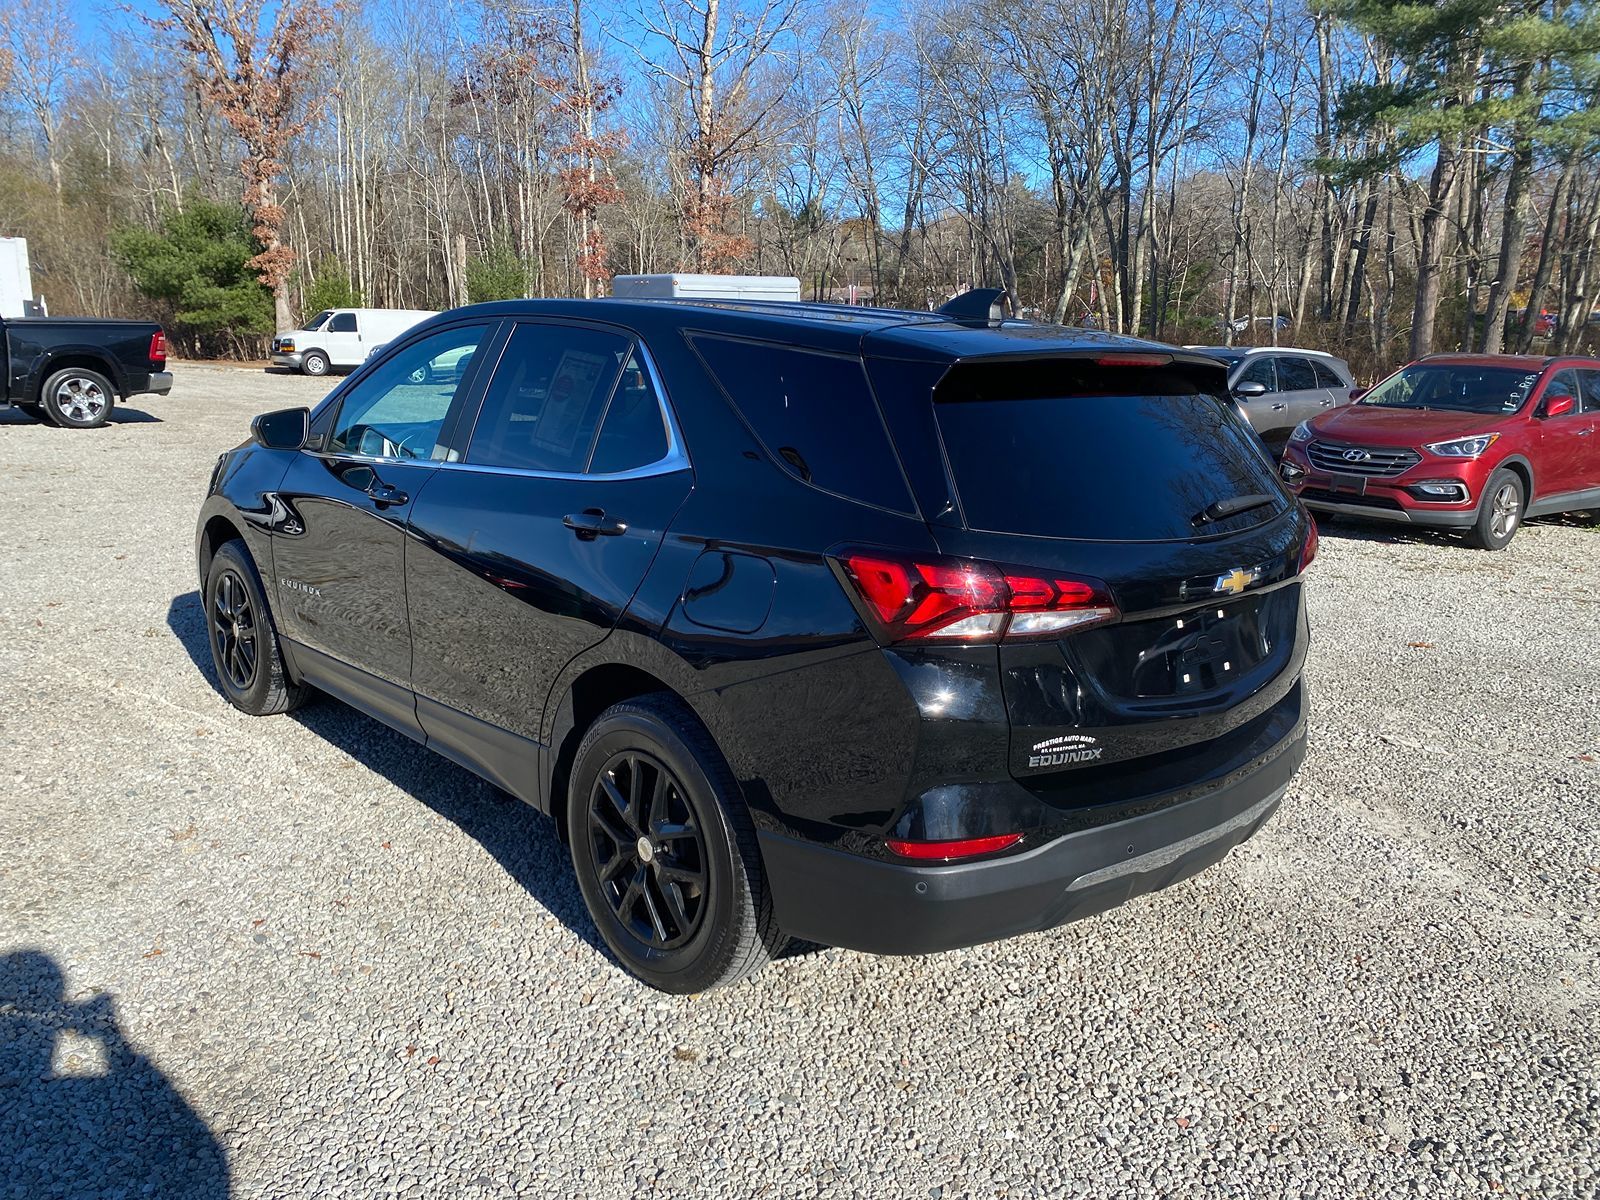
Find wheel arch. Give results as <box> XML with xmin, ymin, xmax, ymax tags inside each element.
<box><xmin>1494</xmin><ymin>454</ymin><xmax>1534</xmax><ymax>502</ymax></box>
<box><xmin>545</xmin><ymin>661</ymin><xmax>687</xmax><ymax>845</ymax></box>
<box><xmin>198</xmin><ymin>512</ymin><xmax>249</xmax><ymax>582</ymax></box>
<box><xmin>31</xmin><ymin>353</ymin><xmax>124</xmax><ymax>404</ymax></box>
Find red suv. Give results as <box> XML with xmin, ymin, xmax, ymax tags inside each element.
<box><xmin>1280</xmin><ymin>354</ymin><xmax>1599</xmax><ymax>549</ymax></box>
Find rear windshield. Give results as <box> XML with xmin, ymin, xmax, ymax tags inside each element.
<box><xmin>934</xmin><ymin>360</ymin><xmax>1286</xmax><ymax>541</ymax></box>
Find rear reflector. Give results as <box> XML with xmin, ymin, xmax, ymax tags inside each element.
<box><xmin>885</xmin><ymin>832</ymin><xmax>1024</xmax><ymax>861</ymax></box>
<box><xmin>149</xmin><ymin>330</ymin><xmax>167</xmax><ymax>367</ymax></box>
<box><xmin>837</xmin><ymin>549</ymin><xmax>1118</xmax><ymax>643</ymax></box>
<box><xmin>1298</xmin><ymin>520</ymin><xmax>1319</xmax><ymax>573</ymax></box>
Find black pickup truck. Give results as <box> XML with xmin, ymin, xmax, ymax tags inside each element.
<box><xmin>1</xmin><ymin>317</ymin><xmax>174</xmax><ymax>428</ymax></box>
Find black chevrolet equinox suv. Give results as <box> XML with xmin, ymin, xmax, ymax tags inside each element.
<box><xmin>196</xmin><ymin>295</ymin><xmax>1313</xmax><ymax>992</ymax></box>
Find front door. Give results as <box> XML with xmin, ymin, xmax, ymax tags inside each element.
<box><xmin>404</xmin><ymin>321</ymin><xmax>693</xmax><ymax>798</ymax></box>
<box><xmin>1536</xmin><ymin>368</ymin><xmax>1595</xmax><ymax>499</ymax></box>
<box><xmin>1234</xmin><ymin>356</ymin><xmax>1293</xmax><ymax>448</ymax></box>
<box><xmin>321</xmin><ymin>311</ymin><xmax>364</xmax><ymax>367</ymax></box>
<box><xmin>270</xmin><ymin>320</ymin><xmax>497</xmax><ymax>734</ymax></box>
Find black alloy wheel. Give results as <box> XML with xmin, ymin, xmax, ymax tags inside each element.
<box><xmin>211</xmin><ymin>568</ymin><xmax>259</xmax><ymax>692</ymax></box>
<box><xmin>585</xmin><ymin>750</ymin><xmax>708</xmax><ymax>950</ymax></box>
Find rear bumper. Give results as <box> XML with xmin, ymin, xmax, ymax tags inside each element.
<box><xmin>143</xmin><ymin>371</ymin><xmax>174</xmax><ymax>396</ymax></box>
<box><xmin>759</xmin><ymin>719</ymin><xmax>1306</xmax><ymax>956</ymax></box>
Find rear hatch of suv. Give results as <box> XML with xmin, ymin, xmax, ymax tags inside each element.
<box><xmin>863</xmin><ymin>346</ymin><xmax>1311</xmax><ymax>793</ymax></box>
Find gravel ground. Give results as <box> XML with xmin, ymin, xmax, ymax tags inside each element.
<box><xmin>1</xmin><ymin>364</ymin><xmax>1597</xmax><ymax>1199</ymax></box>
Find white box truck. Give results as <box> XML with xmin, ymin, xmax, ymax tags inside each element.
<box><xmin>0</xmin><ymin>237</ymin><xmax>46</xmax><ymax>319</ymax></box>
<box><xmin>611</xmin><ymin>274</ymin><xmax>801</xmax><ymax>302</ymax></box>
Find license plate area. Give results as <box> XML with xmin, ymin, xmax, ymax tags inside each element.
<box><xmin>1328</xmin><ymin>472</ymin><xmax>1368</xmax><ymax>496</ymax></box>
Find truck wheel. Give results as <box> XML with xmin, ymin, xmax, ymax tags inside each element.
<box><xmin>1467</xmin><ymin>469</ymin><xmax>1524</xmax><ymax>550</ymax></box>
<box><xmin>569</xmin><ymin>694</ymin><xmax>786</xmax><ymax>992</ymax></box>
<box><xmin>204</xmin><ymin>540</ymin><xmax>308</xmax><ymax>716</ymax></box>
<box><xmin>301</xmin><ymin>351</ymin><xmax>330</xmax><ymax>377</ymax></box>
<box><xmin>41</xmin><ymin>367</ymin><xmax>116</xmax><ymax>429</ymax></box>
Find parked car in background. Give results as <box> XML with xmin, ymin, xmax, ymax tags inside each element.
<box><xmin>1280</xmin><ymin>354</ymin><xmax>1600</xmax><ymax>549</ymax></box>
<box><xmin>1189</xmin><ymin>346</ymin><xmax>1358</xmax><ymax>453</ymax></box>
<box><xmin>1</xmin><ymin>313</ymin><xmax>171</xmax><ymax>428</ymax></box>
<box><xmin>271</xmin><ymin>308</ymin><xmax>437</xmax><ymax>377</ymax></box>
<box><xmin>196</xmin><ymin>296</ymin><xmax>1315</xmax><ymax>992</ymax></box>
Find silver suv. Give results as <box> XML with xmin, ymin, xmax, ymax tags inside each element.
<box><xmin>1189</xmin><ymin>346</ymin><xmax>1358</xmax><ymax>453</ymax></box>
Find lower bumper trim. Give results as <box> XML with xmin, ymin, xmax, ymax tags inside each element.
<box><xmin>1301</xmin><ymin>497</ymin><xmax>1476</xmax><ymax>528</ymax></box>
<box><xmin>758</xmin><ymin>726</ymin><xmax>1305</xmax><ymax>956</ymax></box>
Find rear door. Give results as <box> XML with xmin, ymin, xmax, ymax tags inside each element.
<box><xmin>870</xmin><ymin>353</ymin><xmax>1308</xmax><ymax>784</ymax></box>
<box><xmin>403</xmin><ymin>320</ymin><xmax>692</xmax><ymax>797</ymax></box>
<box><xmin>1310</xmin><ymin>357</ymin><xmax>1352</xmax><ymax>410</ymax></box>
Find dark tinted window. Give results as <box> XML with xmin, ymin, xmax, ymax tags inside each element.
<box><xmin>1546</xmin><ymin>369</ymin><xmax>1582</xmax><ymax>417</ymax></box>
<box><xmin>1237</xmin><ymin>356</ymin><xmax>1276</xmax><ymax>391</ymax></box>
<box><xmin>468</xmin><ymin>324</ymin><xmax>628</xmax><ymax>472</ymax></box>
<box><xmin>329</xmin><ymin>312</ymin><xmax>358</xmax><ymax>333</ymax></box>
<box><xmin>692</xmin><ymin>336</ymin><xmax>912</xmax><ymax>512</ymax></box>
<box><xmin>934</xmin><ymin>361</ymin><xmax>1286</xmax><ymax>541</ymax></box>
<box><xmin>327</xmin><ymin>323</ymin><xmax>490</xmax><ymax>459</ymax></box>
<box><xmin>1312</xmin><ymin>359</ymin><xmax>1346</xmax><ymax>388</ymax></box>
<box><xmin>1578</xmin><ymin>369</ymin><xmax>1600</xmax><ymax>414</ymax></box>
<box><xmin>591</xmin><ymin>350</ymin><xmax>670</xmax><ymax>473</ymax></box>
<box><xmin>1278</xmin><ymin>357</ymin><xmax>1318</xmax><ymax>391</ymax></box>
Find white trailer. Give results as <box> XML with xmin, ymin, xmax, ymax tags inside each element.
<box><xmin>0</xmin><ymin>237</ymin><xmax>45</xmax><ymax>319</ymax></box>
<box><xmin>611</xmin><ymin>274</ymin><xmax>802</xmax><ymax>302</ymax></box>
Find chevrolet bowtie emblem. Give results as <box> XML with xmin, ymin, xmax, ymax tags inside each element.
<box><xmin>1213</xmin><ymin>568</ymin><xmax>1256</xmax><ymax>596</ymax></box>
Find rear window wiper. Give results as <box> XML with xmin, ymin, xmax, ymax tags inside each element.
<box><xmin>1194</xmin><ymin>493</ymin><xmax>1275</xmax><ymax>525</ymax></box>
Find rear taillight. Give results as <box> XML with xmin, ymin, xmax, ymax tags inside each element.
<box><xmin>885</xmin><ymin>832</ymin><xmax>1024</xmax><ymax>861</ymax></box>
<box><xmin>1298</xmin><ymin>521</ymin><xmax>1319</xmax><ymax>573</ymax></box>
<box><xmin>837</xmin><ymin>549</ymin><xmax>1118</xmax><ymax>643</ymax></box>
<box><xmin>149</xmin><ymin>330</ymin><xmax>167</xmax><ymax>367</ymax></box>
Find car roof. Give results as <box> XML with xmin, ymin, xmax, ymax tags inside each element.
<box><xmin>435</xmin><ymin>297</ymin><xmax>1224</xmax><ymax>368</ymax></box>
<box><xmin>1415</xmin><ymin>353</ymin><xmax>1568</xmax><ymax>370</ymax></box>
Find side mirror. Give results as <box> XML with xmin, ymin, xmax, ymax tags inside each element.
<box><xmin>1233</xmin><ymin>381</ymin><xmax>1268</xmax><ymax>399</ymax></box>
<box><xmin>1542</xmin><ymin>393</ymin><xmax>1577</xmax><ymax>419</ymax></box>
<box><xmin>252</xmin><ymin>406</ymin><xmax>309</xmax><ymax>451</ymax></box>
<box><xmin>1348</xmin><ymin>387</ymin><xmax>1368</xmax><ymax>402</ymax></box>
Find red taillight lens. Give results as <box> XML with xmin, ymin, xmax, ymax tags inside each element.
<box><xmin>149</xmin><ymin>330</ymin><xmax>167</xmax><ymax>367</ymax></box>
<box><xmin>885</xmin><ymin>832</ymin><xmax>1024</xmax><ymax>861</ymax></box>
<box><xmin>1298</xmin><ymin>521</ymin><xmax>1319</xmax><ymax>573</ymax></box>
<box><xmin>837</xmin><ymin>550</ymin><xmax>1118</xmax><ymax>643</ymax></box>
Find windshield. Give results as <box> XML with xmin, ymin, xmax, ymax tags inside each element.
<box><xmin>934</xmin><ymin>361</ymin><xmax>1286</xmax><ymax>541</ymax></box>
<box><xmin>1360</xmin><ymin>364</ymin><xmax>1541</xmax><ymax>415</ymax></box>
<box><xmin>302</xmin><ymin>310</ymin><xmax>332</xmax><ymax>332</ymax></box>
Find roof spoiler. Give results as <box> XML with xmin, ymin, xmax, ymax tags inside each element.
<box><xmin>937</xmin><ymin>288</ymin><xmax>1007</xmax><ymax>323</ymax></box>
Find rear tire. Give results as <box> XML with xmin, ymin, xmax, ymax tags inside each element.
<box><xmin>203</xmin><ymin>540</ymin><xmax>308</xmax><ymax>715</ymax></box>
<box><xmin>569</xmin><ymin>694</ymin><xmax>785</xmax><ymax>993</ymax></box>
<box><xmin>1467</xmin><ymin>469</ymin><xmax>1523</xmax><ymax>550</ymax></box>
<box><xmin>301</xmin><ymin>350</ymin><xmax>330</xmax><ymax>377</ymax></box>
<box><xmin>40</xmin><ymin>366</ymin><xmax>116</xmax><ymax>428</ymax></box>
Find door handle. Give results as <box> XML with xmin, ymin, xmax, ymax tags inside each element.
<box><xmin>366</xmin><ymin>480</ymin><xmax>409</xmax><ymax>507</ymax></box>
<box><xmin>1578</xmin><ymin>426</ymin><xmax>1594</xmax><ymax>437</ymax></box>
<box><xmin>563</xmin><ymin>509</ymin><xmax>628</xmax><ymax>538</ymax></box>
<box><xmin>1271</xmin><ymin>403</ymin><xmax>1287</xmax><ymax>412</ymax></box>
<box><xmin>1320</xmin><ymin>398</ymin><xmax>1334</xmax><ymax>406</ymax></box>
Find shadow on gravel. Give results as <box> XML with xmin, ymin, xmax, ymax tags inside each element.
<box><xmin>0</xmin><ymin>950</ymin><xmax>229</xmax><ymax>1199</ymax></box>
<box><xmin>0</xmin><ymin>407</ymin><xmax>161</xmax><ymax>425</ymax></box>
<box><xmin>167</xmin><ymin>591</ymin><xmax>612</xmax><ymax>960</ymax></box>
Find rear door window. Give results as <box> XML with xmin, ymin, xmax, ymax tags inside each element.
<box><xmin>467</xmin><ymin>323</ymin><xmax>629</xmax><ymax>473</ymax></box>
<box><xmin>1312</xmin><ymin>359</ymin><xmax>1346</xmax><ymax>388</ymax></box>
<box><xmin>933</xmin><ymin>359</ymin><xmax>1286</xmax><ymax>541</ymax></box>
<box><xmin>691</xmin><ymin>336</ymin><xmax>913</xmax><ymax>512</ymax></box>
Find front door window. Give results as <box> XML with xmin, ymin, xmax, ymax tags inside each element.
<box><xmin>327</xmin><ymin>324</ymin><xmax>490</xmax><ymax>460</ymax></box>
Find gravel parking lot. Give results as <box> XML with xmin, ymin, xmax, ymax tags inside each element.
<box><xmin>2</xmin><ymin>365</ymin><xmax>1597</xmax><ymax>1199</ymax></box>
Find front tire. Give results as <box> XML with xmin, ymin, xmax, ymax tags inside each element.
<box><xmin>204</xmin><ymin>540</ymin><xmax>307</xmax><ymax>715</ymax></box>
<box><xmin>1467</xmin><ymin>469</ymin><xmax>1524</xmax><ymax>550</ymax></box>
<box><xmin>40</xmin><ymin>367</ymin><xmax>116</xmax><ymax>428</ymax></box>
<box><xmin>301</xmin><ymin>350</ymin><xmax>330</xmax><ymax>377</ymax></box>
<box><xmin>569</xmin><ymin>695</ymin><xmax>785</xmax><ymax>993</ymax></box>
